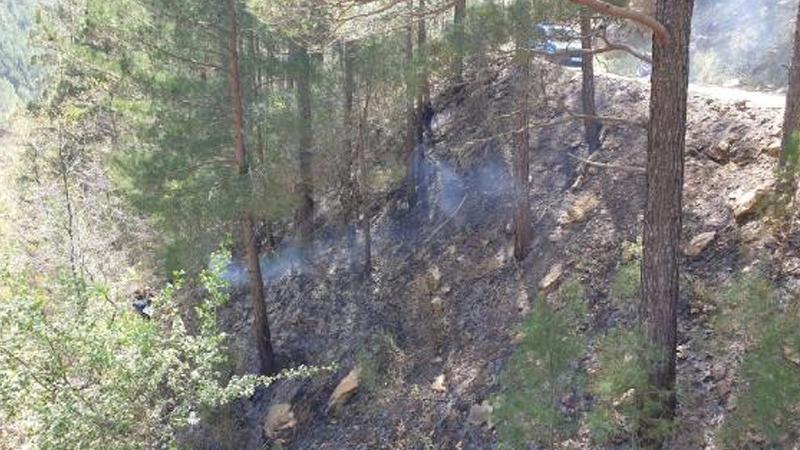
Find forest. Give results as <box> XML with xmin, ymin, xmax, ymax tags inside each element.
<box><xmin>1</xmin><ymin>0</ymin><xmax>800</xmax><ymax>448</ymax></box>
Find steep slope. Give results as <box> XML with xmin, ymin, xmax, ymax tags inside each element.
<box><xmin>210</xmin><ymin>58</ymin><xmax>789</xmax><ymax>450</ymax></box>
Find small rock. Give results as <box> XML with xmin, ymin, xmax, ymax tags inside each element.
<box><xmin>729</xmin><ymin>183</ymin><xmax>773</xmax><ymax>222</ymax></box>
<box><xmin>684</xmin><ymin>231</ymin><xmax>717</xmax><ymax>257</ymax></box>
<box><xmin>677</xmin><ymin>344</ymin><xmax>690</xmax><ymax>360</ymax></box>
<box><xmin>431</xmin><ymin>296</ymin><xmax>444</xmax><ymax>313</ymax></box>
<box><xmin>467</xmin><ymin>401</ymin><xmax>493</xmax><ymax>427</ymax></box>
<box><xmin>559</xmin><ymin>193</ymin><xmax>600</xmax><ymax>225</ymax></box>
<box><xmin>764</xmin><ymin>138</ymin><xmax>782</xmax><ymax>158</ymax></box>
<box><xmin>327</xmin><ymin>367</ymin><xmax>361</xmax><ymax>415</ymax></box>
<box><xmin>782</xmin><ymin>257</ymin><xmax>800</xmax><ymax>275</ymax></box>
<box><xmin>431</xmin><ymin>374</ymin><xmax>447</xmax><ymax>392</ymax></box>
<box><xmin>263</xmin><ymin>403</ymin><xmax>297</xmax><ymax>439</ymax></box>
<box><xmin>782</xmin><ymin>345</ymin><xmax>800</xmax><ymax>367</ymax></box>
<box><xmin>427</xmin><ymin>265</ymin><xmax>442</xmax><ymax>291</ymax></box>
<box><xmin>539</xmin><ymin>264</ymin><xmax>564</xmax><ymax>291</ymax></box>
<box><xmin>711</xmin><ymin>364</ymin><xmax>727</xmax><ymax>381</ymax></box>
<box><xmin>516</xmin><ymin>289</ymin><xmax>530</xmax><ymax>313</ymax></box>
<box><xmin>717</xmin><ymin>379</ymin><xmax>733</xmax><ymax>397</ymax></box>
<box><xmin>707</xmin><ymin>139</ymin><xmax>732</xmax><ymax>163</ymax></box>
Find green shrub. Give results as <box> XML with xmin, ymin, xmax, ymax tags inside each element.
<box><xmin>716</xmin><ymin>273</ymin><xmax>800</xmax><ymax>447</ymax></box>
<box><xmin>588</xmin><ymin>327</ymin><xmax>672</xmax><ymax>447</ymax></box>
<box><xmin>0</xmin><ymin>248</ymin><xmax>329</xmax><ymax>449</ymax></box>
<box><xmin>492</xmin><ymin>281</ymin><xmax>586</xmax><ymax>449</ymax></box>
<box><xmin>610</xmin><ymin>259</ymin><xmax>641</xmax><ymax>317</ymax></box>
<box><xmin>356</xmin><ymin>331</ymin><xmax>403</xmax><ymax>393</ymax></box>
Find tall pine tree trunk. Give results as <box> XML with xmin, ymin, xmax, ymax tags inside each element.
<box><xmin>640</xmin><ymin>0</ymin><xmax>693</xmax><ymax>437</ymax></box>
<box><xmin>580</xmin><ymin>10</ymin><xmax>601</xmax><ymax>153</ymax></box>
<box><xmin>452</xmin><ymin>0</ymin><xmax>466</xmax><ymax>83</ymax></box>
<box><xmin>779</xmin><ymin>2</ymin><xmax>800</xmax><ymax>196</ymax></box>
<box><xmin>512</xmin><ymin>8</ymin><xmax>531</xmax><ymax>261</ymax></box>
<box><xmin>226</xmin><ymin>0</ymin><xmax>275</xmax><ymax>375</ymax></box>
<box><xmin>294</xmin><ymin>45</ymin><xmax>314</xmax><ymax>248</ymax></box>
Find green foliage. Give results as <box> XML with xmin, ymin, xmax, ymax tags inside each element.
<box><xmin>0</xmin><ymin>0</ymin><xmax>45</xmax><ymax>101</ymax></box>
<box><xmin>356</xmin><ymin>331</ymin><xmax>402</xmax><ymax>394</ymax></box>
<box><xmin>588</xmin><ymin>327</ymin><xmax>672</xmax><ymax>446</ymax></box>
<box><xmin>0</xmin><ymin>248</ymin><xmax>329</xmax><ymax>449</ymax></box>
<box><xmin>492</xmin><ymin>282</ymin><xmax>586</xmax><ymax>449</ymax></box>
<box><xmin>0</xmin><ymin>78</ymin><xmax>19</xmax><ymax>123</ymax></box>
<box><xmin>610</xmin><ymin>259</ymin><xmax>640</xmax><ymax>317</ymax></box>
<box><xmin>715</xmin><ymin>273</ymin><xmax>800</xmax><ymax>447</ymax></box>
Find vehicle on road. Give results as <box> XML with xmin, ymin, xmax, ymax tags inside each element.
<box><xmin>532</xmin><ymin>23</ymin><xmax>583</xmax><ymax>67</ymax></box>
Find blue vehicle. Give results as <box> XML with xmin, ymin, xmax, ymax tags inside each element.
<box><xmin>532</xmin><ymin>24</ymin><xmax>584</xmax><ymax>67</ymax></box>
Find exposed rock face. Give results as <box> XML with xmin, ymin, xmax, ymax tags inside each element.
<box><xmin>559</xmin><ymin>192</ymin><xmax>600</xmax><ymax>225</ymax></box>
<box><xmin>707</xmin><ymin>139</ymin><xmax>732</xmax><ymax>163</ymax></box>
<box><xmin>728</xmin><ymin>182</ymin><xmax>774</xmax><ymax>222</ymax></box>
<box><xmin>539</xmin><ymin>264</ymin><xmax>564</xmax><ymax>291</ymax></box>
<box><xmin>684</xmin><ymin>231</ymin><xmax>717</xmax><ymax>256</ymax></box>
<box><xmin>326</xmin><ymin>367</ymin><xmax>361</xmax><ymax>415</ymax></box>
<box><xmin>263</xmin><ymin>403</ymin><xmax>297</xmax><ymax>440</ymax></box>
<box><xmin>431</xmin><ymin>374</ymin><xmax>447</xmax><ymax>393</ymax></box>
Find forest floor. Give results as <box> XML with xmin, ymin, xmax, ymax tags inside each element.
<box><xmin>197</xmin><ymin>56</ymin><xmax>795</xmax><ymax>450</ymax></box>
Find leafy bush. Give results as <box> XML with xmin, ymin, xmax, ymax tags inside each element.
<box><xmin>492</xmin><ymin>280</ymin><xmax>586</xmax><ymax>449</ymax></box>
<box><xmin>0</xmin><ymin>249</ymin><xmax>328</xmax><ymax>449</ymax></box>
<box><xmin>587</xmin><ymin>327</ymin><xmax>672</xmax><ymax>446</ymax></box>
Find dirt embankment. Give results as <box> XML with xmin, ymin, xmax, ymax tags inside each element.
<box><xmin>212</xmin><ymin>59</ymin><xmax>791</xmax><ymax>450</ymax></box>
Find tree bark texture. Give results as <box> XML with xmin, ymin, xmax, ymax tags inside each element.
<box><xmin>640</xmin><ymin>0</ymin><xmax>693</xmax><ymax>434</ymax></box>
<box><xmin>294</xmin><ymin>45</ymin><xmax>315</xmax><ymax>247</ymax></box>
<box><xmin>580</xmin><ymin>10</ymin><xmax>601</xmax><ymax>153</ymax></box>
<box><xmin>779</xmin><ymin>2</ymin><xmax>800</xmax><ymax>195</ymax></box>
<box><xmin>404</xmin><ymin>0</ymin><xmax>418</xmax><ymax>206</ymax></box>
<box><xmin>512</xmin><ymin>38</ymin><xmax>531</xmax><ymax>261</ymax></box>
<box><xmin>452</xmin><ymin>0</ymin><xmax>466</xmax><ymax>83</ymax></box>
<box><xmin>226</xmin><ymin>0</ymin><xmax>275</xmax><ymax>376</ymax></box>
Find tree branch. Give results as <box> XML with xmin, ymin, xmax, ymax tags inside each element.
<box><xmin>568</xmin><ymin>0</ymin><xmax>669</xmax><ymax>45</ymax></box>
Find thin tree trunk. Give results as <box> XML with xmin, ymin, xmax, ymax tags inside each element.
<box><xmin>227</xmin><ymin>0</ymin><xmax>275</xmax><ymax>376</ymax></box>
<box><xmin>640</xmin><ymin>0</ymin><xmax>693</xmax><ymax>439</ymax></box>
<box><xmin>358</xmin><ymin>89</ymin><xmax>373</xmax><ymax>276</ymax></box>
<box><xmin>416</xmin><ymin>0</ymin><xmax>430</xmax><ymax>143</ymax></box>
<box><xmin>404</xmin><ymin>0</ymin><xmax>418</xmax><ymax>206</ymax></box>
<box><xmin>512</xmin><ymin>27</ymin><xmax>531</xmax><ymax>261</ymax></box>
<box><xmin>580</xmin><ymin>10</ymin><xmax>601</xmax><ymax>153</ymax></box>
<box><xmin>452</xmin><ymin>0</ymin><xmax>466</xmax><ymax>83</ymax></box>
<box><xmin>57</xmin><ymin>138</ymin><xmax>80</xmax><ymax>281</ymax></box>
<box><xmin>343</xmin><ymin>40</ymin><xmax>358</xmax><ymax>270</ymax></box>
<box><xmin>294</xmin><ymin>45</ymin><xmax>315</xmax><ymax>248</ymax></box>
<box><xmin>779</xmin><ymin>2</ymin><xmax>800</xmax><ymax>196</ymax></box>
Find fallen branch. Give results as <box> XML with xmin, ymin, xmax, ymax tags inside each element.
<box><xmin>425</xmin><ymin>195</ymin><xmax>468</xmax><ymax>244</ymax></box>
<box><xmin>568</xmin><ymin>152</ymin><xmax>645</xmax><ymax>173</ymax></box>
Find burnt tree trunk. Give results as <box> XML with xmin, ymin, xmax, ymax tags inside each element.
<box><xmin>780</xmin><ymin>2</ymin><xmax>800</xmax><ymax>196</ymax></box>
<box><xmin>580</xmin><ymin>10</ymin><xmax>601</xmax><ymax>153</ymax></box>
<box><xmin>226</xmin><ymin>0</ymin><xmax>275</xmax><ymax>375</ymax></box>
<box><xmin>453</xmin><ymin>0</ymin><xmax>466</xmax><ymax>83</ymax></box>
<box><xmin>294</xmin><ymin>45</ymin><xmax>315</xmax><ymax>248</ymax></box>
<box><xmin>512</xmin><ymin>23</ymin><xmax>531</xmax><ymax>261</ymax></box>
<box><xmin>640</xmin><ymin>0</ymin><xmax>693</xmax><ymax>439</ymax></box>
